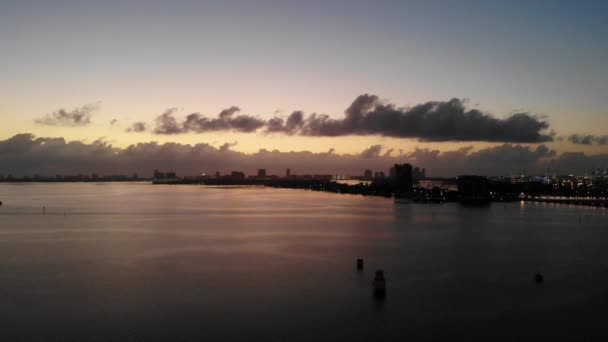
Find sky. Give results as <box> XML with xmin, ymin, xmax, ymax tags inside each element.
<box><xmin>1</xmin><ymin>0</ymin><xmax>607</xmax><ymax>177</ymax></box>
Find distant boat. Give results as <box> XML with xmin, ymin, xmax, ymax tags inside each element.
<box><xmin>373</xmin><ymin>270</ymin><xmax>387</xmax><ymax>298</ymax></box>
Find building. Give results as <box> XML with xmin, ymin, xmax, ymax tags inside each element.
<box><xmin>374</xmin><ymin>171</ymin><xmax>385</xmax><ymax>179</ymax></box>
<box><xmin>413</xmin><ymin>167</ymin><xmax>426</xmax><ymax>181</ymax></box>
<box><xmin>257</xmin><ymin>169</ymin><xmax>267</xmax><ymax>177</ymax></box>
<box><xmin>286</xmin><ymin>168</ymin><xmax>291</xmax><ymax>178</ymax></box>
<box><xmin>364</xmin><ymin>169</ymin><xmax>373</xmax><ymax>179</ymax></box>
<box><xmin>230</xmin><ymin>171</ymin><xmax>245</xmax><ymax>179</ymax></box>
<box><xmin>419</xmin><ymin>180</ymin><xmax>446</xmax><ymax>190</ymax></box>
<box><xmin>153</xmin><ymin>169</ymin><xmax>165</xmax><ymax>180</ymax></box>
<box><xmin>390</xmin><ymin>163</ymin><xmax>413</xmax><ymax>191</ymax></box>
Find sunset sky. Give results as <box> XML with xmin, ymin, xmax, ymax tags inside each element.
<box><xmin>1</xmin><ymin>0</ymin><xmax>607</xmax><ymax>176</ymax></box>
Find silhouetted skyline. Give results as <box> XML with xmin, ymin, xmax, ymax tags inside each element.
<box><xmin>1</xmin><ymin>134</ymin><xmax>607</xmax><ymax>178</ymax></box>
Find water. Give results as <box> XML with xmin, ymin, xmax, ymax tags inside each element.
<box><xmin>1</xmin><ymin>183</ymin><xmax>607</xmax><ymax>341</ymax></box>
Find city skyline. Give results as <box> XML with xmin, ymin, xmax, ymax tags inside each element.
<box><xmin>2</xmin><ymin>132</ymin><xmax>608</xmax><ymax>178</ymax></box>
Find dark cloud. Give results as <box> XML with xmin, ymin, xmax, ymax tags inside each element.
<box><xmin>153</xmin><ymin>108</ymin><xmax>182</xmax><ymax>134</ymax></box>
<box><xmin>266</xmin><ymin>117</ymin><xmax>284</xmax><ymax>132</ymax></box>
<box><xmin>110</xmin><ymin>119</ymin><xmax>118</xmax><ymax>126</ymax></box>
<box><xmin>568</xmin><ymin>134</ymin><xmax>608</xmax><ymax>145</ymax></box>
<box><xmin>154</xmin><ymin>107</ymin><xmax>265</xmax><ymax>134</ymax></box>
<box><xmin>568</xmin><ymin>134</ymin><xmax>594</xmax><ymax>145</ymax></box>
<box><xmin>133</xmin><ymin>95</ymin><xmax>552</xmax><ymax>143</ymax></box>
<box><xmin>545</xmin><ymin>152</ymin><xmax>608</xmax><ymax>175</ymax></box>
<box><xmin>288</xmin><ymin>95</ymin><xmax>553</xmax><ymax>142</ymax></box>
<box><xmin>405</xmin><ymin>144</ymin><xmax>559</xmax><ymax>176</ymax></box>
<box><xmin>35</xmin><ymin>104</ymin><xmax>98</xmax><ymax>127</ymax></box>
<box><xmin>360</xmin><ymin>145</ymin><xmax>383</xmax><ymax>159</ymax></box>
<box><xmin>265</xmin><ymin>111</ymin><xmax>305</xmax><ymax>134</ymax></box>
<box><xmin>218</xmin><ymin>141</ymin><xmax>238</xmax><ymax>152</ymax></box>
<box><xmin>1</xmin><ymin>134</ymin><xmax>603</xmax><ymax>178</ymax></box>
<box><xmin>126</xmin><ymin>122</ymin><xmax>147</xmax><ymax>133</ymax></box>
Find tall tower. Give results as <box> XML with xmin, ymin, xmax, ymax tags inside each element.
<box><xmin>390</xmin><ymin>163</ymin><xmax>413</xmax><ymax>191</ymax></box>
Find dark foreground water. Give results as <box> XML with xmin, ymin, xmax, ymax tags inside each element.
<box><xmin>1</xmin><ymin>183</ymin><xmax>608</xmax><ymax>341</ymax></box>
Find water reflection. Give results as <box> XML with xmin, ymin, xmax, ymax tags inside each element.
<box><xmin>0</xmin><ymin>183</ymin><xmax>608</xmax><ymax>340</ymax></box>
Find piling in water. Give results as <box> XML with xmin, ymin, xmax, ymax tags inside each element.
<box><xmin>373</xmin><ymin>269</ymin><xmax>386</xmax><ymax>298</ymax></box>
<box><xmin>357</xmin><ymin>258</ymin><xmax>364</xmax><ymax>270</ymax></box>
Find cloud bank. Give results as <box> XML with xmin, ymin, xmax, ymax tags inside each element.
<box><xmin>134</xmin><ymin>95</ymin><xmax>553</xmax><ymax>143</ymax></box>
<box><xmin>153</xmin><ymin>107</ymin><xmax>265</xmax><ymax>134</ymax></box>
<box><xmin>268</xmin><ymin>95</ymin><xmax>553</xmax><ymax>142</ymax></box>
<box><xmin>126</xmin><ymin>122</ymin><xmax>147</xmax><ymax>133</ymax></box>
<box><xmin>35</xmin><ymin>103</ymin><xmax>98</xmax><ymax>127</ymax></box>
<box><xmin>568</xmin><ymin>134</ymin><xmax>608</xmax><ymax>145</ymax></box>
<box><xmin>1</xmin><ymin>134</ymin><xmax>604</xmax><ymax>178</ymax></box>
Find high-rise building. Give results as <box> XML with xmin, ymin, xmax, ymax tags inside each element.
<box><xmin>390</xmin><ymin>163</ymin><xmax>413</xmax><ymax>190</ymax></box>
<box><xmin>231</xmin><ymin>171</ymin><xmax>245</xmax><ymax>179</ymax></box>
<box><xmin>412</xmin><ymin>167</ymin><xmax>426</xmax><ymax>181</ymax></box>
<box><xmin>258</xmin><ymin>169</ymin><xmax>267</xmax><ymax>177</ymax></box>
<box><xmin>153</xmin><ymin>169</ymin><xmax>165</xmax><ymax>180</ymax></box>
<box><xmin>364</xmin><ymin>169</ymin><xmax>373</xmax><ymax>179</ymax></box>
<box><xmin>286</xmin><ymin>168</ymin><xmax>291</xmax><ymax>178</ymax></box>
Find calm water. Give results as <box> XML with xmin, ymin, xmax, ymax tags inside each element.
<box><xmin>1</xmin><ymin>183</ymin><xmax>608</xmax><ymax>341</ymax></box>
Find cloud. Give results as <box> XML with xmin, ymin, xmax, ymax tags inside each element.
<box><xmin>153</xmin><ymin>108</ymin><xmax>182</xmax><ymax>134</ymax></box>
<box><xmin>218</xmin><ymin>141</ymin><xmax>238</xmax><ymax>152</ymax></box>
<box><xmin>266</xmin><ymin>95</ymin><xmax>552</xmax><ymax>142</ymax></box>
<box><xmin>126</xmin><ymin>122</ymin><xmax>147</xmax><ymax>133</ymax></box>
<box><xmin>360</xmin><ymin>145</ymin><xmax>383</xmax><ymax>158</ymax></box>
<box><xmin>568</xmin><ymin>134</ymin><xmax>608</xmax><ymax>145</ymax></box>
<box><xmin>383</xmin><ymin>148</ymin><xmax>394</xmax><ymax>157</ymax></box>
<box><xmin>132</xmin><ymin>95</ymin><xmax>552</xmax><ymax>143</ymax></box>
<box><xmin>110</xmin><ymin>119</ymin><xmax>118</xmax><ymax>126</ymax></box>
<box><xmin>265</xmin><ymin>111</ymin><xmax>305</xmax><ymax>134</ymax></box>
<box><xmin>1</xmin><ymin>134</ymin><xmax>603</xmax><ymax>178</ymax></box>
<box><xmin>545</xmin><ymin>152</ymin><xmax>608</xmax><ymax>175</ymax></box>
<box><xmin>153</xmin><ymin>107</ymin><xmax>265</xmax><ymax>134</ymax></box>
<box><xmin>35</xmin><ymin>103</ymin><xmax>98</xmax><ymax>127</ymax></box>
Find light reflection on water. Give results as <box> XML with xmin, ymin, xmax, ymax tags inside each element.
<box><xmin>1</xmin><ymin>183</ymin><xmax>607</xmax><ymax>341</ymax></box>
